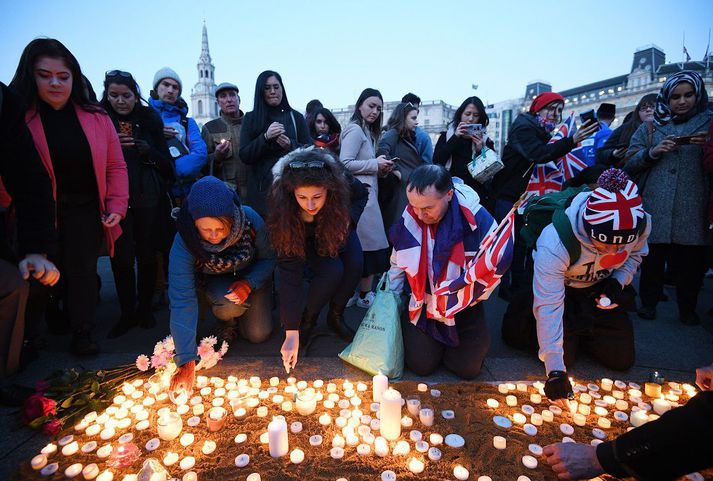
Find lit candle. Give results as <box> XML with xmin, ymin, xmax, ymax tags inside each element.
<box><xmin>630</xmin><ymin>410</ymin><xmax>648</xmax><ymax>427</ymax></box>
<box><xmin>522</xmin><ymin>455</ymin><xmax>538</xmax><ymax>469</ymax></box>
<box><xmin>31</xmin><ymin>454</ymin><xmax>47</xmax><ymax>470</ymax></box>
<box><xmin>393</xmin><ymin>440</ymin><xmax>411</xmax><ymax>456</ymax></box>
<box><xmin>163</xmin><ymin>452</ymin><xmax>179</xmax><ymax>466</ymax></box>
<box><xmin>374</xmin><ymin>436</ymin><xmax>389</xmax><ymax>457</ymax></box>
<box><xmin>332</xmin><ymin>434</ymin><xmax>345</xmax><ymax>448</ymax></box>
<box><xmin>64</xmin><ymin>463</ymin><xmax>83</xmax><ymax>479</ymax></box>
<box><xmin>157</xmin><ymin>412</ymin><xmax>182</xmax><ymax>440</ymax></box>
<box><xmin>379</xmin><ymin>388</ymin><xmax>402</xmax><ymax>441</ymax></box>
<box><xmin>417</xmin><ymin>383</ymin><xmax>428</xmax><ymax>392</ymax></box>
<box><xmin>453</xmin><ymin>465</ymin><xmax>470</xmax><ymax>480</ymax></box>
<box><xmin>653</xmin><ymin>398</ymin><xmax>671</xmax><ymax>415</ymax></box>
<box><xmin>486</xmin><ymin>398</ymin><xmax>499</xmax><ymax>409</ymax></box>
<box><xmin>530</xmin><ymin>413</ymin><xmax>543</xmax><ymax>426</ymax></box>
<box><xmin>579</xmin><ymin>393</ymin><xmax>592</xmax><ymax>404</ymax></box>
<box><xmin>290</xmin><ymin>448</ymin><xmax>305</xmax><ymax>464</ymax></box>
<box><xmin>600</xmin><ymin>378</ymin><xmax>613</xmax><ymax>391</ymax></box>
<box><xmin>207</xmin><ymin>407</ymin><xmax>227</xmax><ymax>432</ymax></box>
<box><xmin>598</xmin><ymin>417</ymin><xmax>611</xmax><ymax>429</ymax></box>
<box><xmin>296</xmin><ymin>389</ymin><xmax>317</xmax><ymax>416</ymax></box>
<box><xmin>512</xmin><ymin>413</ymin><xmax>527</xmax><ymax>424</ymax></box>
<box><xmin>179</xmin><ymin>433</ymin><xmax>194</xmax><ymax>447</ymax></box>
<box><xmin>309</xmin><ymin>435</ymin><xmax>323</xmax><ymax>446</ymax></box>
<box><xmin>530</xmin><ymin>393</ymin><xmax>542</xmax><ymax>404</ymax></box>
<box><xmin>498</xmin><ymin>384</ymin><xmax>509</xmax><ymax>394</ymax></box>
<box><xmin>41</xmin><ymin>444</ymin><xmax>57</xmax><ymax>456</ymax></box>
<box><xmin>408</xmin><ymin>457</ymin><xmax>425</xmax><ymax>474</ymax></box>
<box><xmin>493</xmin><ymin>435</ymin><xmax>506</xmax><ymax>449</ymax></box>
<box><xmin>96</xmin><ymin>444</ymin><xmax>112</xmax><ymax>459</ymax></box>
<box><xmin>542</xmin><ymin>410</ymin><xmax>554</xmax><ymax>422</ymax></box>
<box><xmin>578</xmin><ymin>404</ymin><xmax>591</xmax><ymax>416</ymax></box>
<box><xmin>95</xmin><ymin>470</ymin><xmax>113</xmax><ymax>481</ymax></box>
<box><xmin>81</xmin><ymin>463</ymin><xmax>99</xmax><ymax>480</ymax></box>
<box><xmin>268</xmin><ymin>417</ymin><xmax>289</xmax><ymax>458</ymax></box>
<box><xmin>180</xmin><ymin>456</ymin><xmax>195</xmax><ymax>470</ymax></box>
<box><xmin>594</xmin><ymin>406</ymin><xmax>608</xmax><ymax>417</ymax></box>
<box><xmin>330</xmin><ymin>446</ymin><xmax>344</xmax><ymax>459</ymax></box>
<box><xmin>357</xmin><ymin>444</ymin><xmax>371</xmax><ymax>455</ymax></box>
<box><xmin>100</xmin><ymin>427</ymin><xmax>116</xmax><ymax>440</ymax></box>
<box><xmin>419</xmin><ymin>406</ymin><xmax>435</xmax><ymax>427</ymax></box>
<box><xmin>401</xmin><ymin>416</ymin><xmax>414</xmax><ymax>428</ymax></box>
<box><xmin>319</xmin><ymin>413</ymin><xmax>332</xmax><ymax>425</ymax></box>
<box><xmin>62</xmin><ymin>441</ymin><xmax>79</xmax><ymax>456</ymax></box>
<box><xmin>506</xmin><ymin>395</ymin><xmax>517</xmax><ymax>406</ymax></box>
<box><xmin>257</xmin><ymin>406</ymin><xmax>268</xmax><ymax>417</ymax></box>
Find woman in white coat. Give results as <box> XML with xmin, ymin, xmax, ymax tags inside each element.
<box><xmin>339</xmin><ymin>88</ymin><xmax>393</xmax><ymax>308</ymax></box>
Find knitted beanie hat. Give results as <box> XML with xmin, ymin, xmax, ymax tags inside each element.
<box><xmin>582</xmin><ymin>169</ymin><xmax>645</xmax><ymax>244</ymax></box>
<box><xmin>529</xmin><ymin>92</ymin><xmax>565</xmax><ymax>114</ymax></box>
<box><xmin>153</xmin><ymin>67</ymin><xmax>182</xmax><ymax>94</ymax></box>
<box><xmin>186</xmin><ymin>176</ymin><xmax>237</xmax><ymax>220</ymax></box>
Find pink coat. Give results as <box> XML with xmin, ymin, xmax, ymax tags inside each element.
<box><xmin>25</xmin><ymin>103</ymin><xmax>129</xmax><ymax>256</ymax></box>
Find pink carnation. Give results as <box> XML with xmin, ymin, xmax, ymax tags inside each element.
<box><xmin>151</xmin><ymin>353</ymin><xmax>168</xmax><ymax>369</ymax></box>
<box><xmin>197</xmin><ymin>343</ymin><xmax>214</xmax><ymax>359</ymax></box>
<box><xmin>135</xmin><ymin>354</ymin><xmax>150</xmax><ymax>372</ymax></box>
<box><xmin>219</xmin><ymin>341</ymin><xmax>229</xmax><ymax>357</ymax></box>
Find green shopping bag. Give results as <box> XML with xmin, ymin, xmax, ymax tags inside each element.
<box><xmin>339</xmin><ymin>274</ymin><xmax>404</xmax><ymax>379</ymax></box>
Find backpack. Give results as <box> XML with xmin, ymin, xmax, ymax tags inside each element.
<box><xmin>520</xmin><ymin>185</ymin><xmax>590</xmax><ymax>264</ymax></box>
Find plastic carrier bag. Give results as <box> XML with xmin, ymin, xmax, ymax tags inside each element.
<box><xmin>339</xmin><ymin>274</ymin><xmax>404</xmax><ymax>379</ymax></box>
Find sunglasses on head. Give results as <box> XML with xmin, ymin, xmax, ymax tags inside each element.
<box><xmin>105</xmin><ymin>70</ymin><xmax>132</xmax><ymax>80</ymax></box>
<box><xmin>288</xmin><ymin>160</ymin><xmax>325</xmax><ymax>169</ymax></box>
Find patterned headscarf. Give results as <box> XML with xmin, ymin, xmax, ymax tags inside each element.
<box><xmin>654</xmin><ymin>71</ymin><xmax>709</xmax><ymax>126</ymax></box>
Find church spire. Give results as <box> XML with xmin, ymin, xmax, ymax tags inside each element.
<box><xmin>200</xmin><ymin>21</ymin><xmax>212</xmax><ymax>64</ymax></box>
<box><xmin>191</xmin><ymin>21</ymin><xmax>218</xmax><ymax>127</ymax></box>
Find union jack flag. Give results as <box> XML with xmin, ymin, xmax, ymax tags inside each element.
<box><xmin>584</xmin><ymin>180</ymin><xmax>644</xmax><ymax>230</ymax></box>
<box><xmin>551</xmin><ymin>113</ymin><xmax>589</xmax><ymax>181</ymax></box>
<box><xmin>517</xmin><ymin>163</ymin><xmax>562</xmax><ymax>213</ymax></box>
<box><xmin>433</xmin><ymin>206</ymin><xmax>515</xmax><ymax>317</ymax></box>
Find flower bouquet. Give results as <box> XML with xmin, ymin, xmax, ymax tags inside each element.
<box><xmin>22</xmin><ymin>335</ymin><xmax>228</xmax><ymax>435</ymax></box>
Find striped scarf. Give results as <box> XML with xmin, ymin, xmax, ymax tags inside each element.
<box><xmin>654</xmin><ymin>71</ymin><xmax>709</xmax><ymax>126</ymax></box>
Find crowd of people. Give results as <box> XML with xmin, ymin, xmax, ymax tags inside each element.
<box><xmin>1</xmin><ymin>35</ymin><xmax>712</xmax><ymax>419</ymax></box>
<box><xmin>1</xmin><ymin>35</ymin><xmax>713</xmax><ymax>480</ymax></box>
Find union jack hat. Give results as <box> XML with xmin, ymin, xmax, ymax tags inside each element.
<box><xmin>582</xmin><ymin>169</ymin><xmax>645</xmax><ymax>244</ymax></box>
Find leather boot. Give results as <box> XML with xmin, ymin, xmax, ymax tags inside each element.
<box><xmin>326</xmin><ymin>304</ymin><xmax>355</xmax><ymax>342</ymax></box>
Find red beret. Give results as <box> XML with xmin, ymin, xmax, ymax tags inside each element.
<box><xmin>529</xmin><ymin>92</ymin><xmax>565</xmax><ymax>114</ymax></box>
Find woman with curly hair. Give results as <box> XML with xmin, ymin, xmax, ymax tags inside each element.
<box><xmin>268</xmin><ymin>148</ymin><xmax>368</xmax><ymax>373</ymax></box>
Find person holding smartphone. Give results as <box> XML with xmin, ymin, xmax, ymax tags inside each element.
<box><xmin>434</xmin><ymin>96</ymin><xmax>495</xmax><ymax>203</ymax></box>
<box><xmin>624</xmin><ymin>71</ymin><xmax>712</xmax><ymax>325</ymax></box>
<box><xmin>100</xmin><ymin>70</ymin><xmax>175</xmax><ymax>338</ymax></box>
<box><xmin>596</xmin><ymin>94</ymin><xmax>657</xmax><ymax>167</ymax></box>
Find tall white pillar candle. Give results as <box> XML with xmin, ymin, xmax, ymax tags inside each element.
<box><xmin>373</xmin><ymin>373</ymin><xmax>388</xmax><ymax>402</ymax></box>
<box><xmin>268</xmin><ymin>417</ymin><xmax>289</xmax><ymax>458</ymax></box>
<box><xmin>379</xmin><ymin>388</ymin><xmax>402</xmax><ymax>441</ymax></box>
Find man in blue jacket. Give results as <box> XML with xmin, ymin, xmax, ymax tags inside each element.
<box><xmin>149</xmin><ymin>67</ymin><xmax>208</xmax><ymax>199</ymax></box>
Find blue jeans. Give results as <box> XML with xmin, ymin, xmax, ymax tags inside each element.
<box><xmin>203</xmin><ymin>276</ymin><xmax>273</xmax><ymax>344</ymax></box>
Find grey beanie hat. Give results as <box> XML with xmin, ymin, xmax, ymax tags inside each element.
<box><xmin>153</xmin><ymin>67</ymin><xmax>182</xmax><ymax>93</ymax></box>
<box><xmin>215</xmin><ymin>82</ymin><xmax>239</xmax><ymax>98</ymax></box>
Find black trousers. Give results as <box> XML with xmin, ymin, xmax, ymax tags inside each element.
<box><xmin>502</xmin><ymin>281</ymin><xmax>635</xmax><ymax>371</ymax></box>
<box><xmin>110</xmin><ymin>206</ymin><xmax>160</xmax><ymax>317</ymax></box>
<box><xmin>402</xmin><ymin>303</ymin><xmax>490</xmax><ymax>380</ymax></box>
<box><xmin>278</xmin><ymin>230</ymin><xmax>363</xmax><ymax>327</ymax></box>
<box><xmin>639</xmin><ymin>243</ymin><xmax>707</xmax><ymax>317</ymax></box>
<box><xmin>0</xmin><ymin>259</ymin><xmax>28</xmax><ymax>377</ymax></box>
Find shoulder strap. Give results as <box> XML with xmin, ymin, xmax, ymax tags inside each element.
<box><xmin>552</xmin><ymin>209</ymin><xmax>581</xmax><ymax>265</ymax></box>
<box><xmin>181</xmin><ymin>116</ymin><xmax>190</xmax><ymax>142</ymax></box>
<box><xmin>646</xmin><ymin>122</ymin><xmax>654</xmax><ymax>146</ymax></box>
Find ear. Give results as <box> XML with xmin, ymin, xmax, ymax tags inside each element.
<box><xmin>445</xmin><ymin>189</ymin><xmax>454</xmax><ymax>202</ymax></box>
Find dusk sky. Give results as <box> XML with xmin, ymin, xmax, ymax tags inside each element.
<box><xmin>1</xmin><ymin>0</ymin><xmax>711</xmax><ymax>112</ymax></box>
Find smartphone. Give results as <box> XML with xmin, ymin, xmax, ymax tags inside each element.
<box><xmin>118</xmin><ymin>121</ymin><xmax>133</xmax><ymax>137</ymax></box>
<box><xmin>579</xmin><ymin>109</ymin><xmax>599</xmax><ymax>130</ymax></box>
<box><xmin>672</xmin><ymin>135</ymin><xmax>699</xmax><ymax>145</ymax></box>
<box><xmin>465</xmin><ymin>123</ymin><xmax>483</xmax><ymax>137</ymax></box>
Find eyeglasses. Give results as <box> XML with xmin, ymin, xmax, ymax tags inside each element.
<box><xmin>288</xmin><ymin>160</ymin><xmax>325</xmax><ymax>169</ymax></box>
<box><xmin>639</xmin><ymin>105</ymin><xmax>655</xmax><ymax>112</ymax></box>
<box><xmin>105</xmin><ymin>70</ymin><xmax>132</xmax><ymax>79</ymax></box>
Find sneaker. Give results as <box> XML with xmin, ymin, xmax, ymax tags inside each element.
<box><xmin>356</xmin><ymin>291</ymin><xmax>376</xmax><ymax>309</ymax></box>
<box><xmin>637</xmin><ymin>306</ymin><xmax>656</xmax><ymax>320</ymax></box>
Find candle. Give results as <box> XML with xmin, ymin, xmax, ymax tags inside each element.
<box><xmin>406</xmin><ymin>395</ymin><xmax>421</xmax><ymax>416</ymax></box>
<box><xmin>408</xmin><ymin>457</ymin><xmax>425</xmax><ymax>474</ymax></box>
<box><xmin>530</xmin><ymin>393</ymin><xmax>542</xmax><ymax>404</ymax></box>
<box><xmin>64</xmin><ymin>463</ymin><xmax>83</xmax><ymax>478</ymax></box>
<box><xmin>332</xmin><ymin>434</ymin><xmax>345</xmax><ymax>448</ymax></box>
<box><xmin>512</xmin><ymin>413</ymin><xmax>527</xmax><ymax>424</ymax></box>
<box><xmin>330</xmin><ymin>447</ymin><xmax>344</xmax><ymax>459</ymax></box>
<box><xmin>523</xmin><ymin>423</ymin><xmax>538</xmax><ymax>436</ymax></box>
<box><xmin>419</xmin><ymin>406</ymin><xmax>435</xmax><ymax>427</ymax></box>
<box><xmin>357</xmin><ymin>444</ymin><xmax>371</xmax><ymax>455</ymax></box>
<box><xmin>268</xmin><ymin>417</ymin><xmax>289</xmax><ymax>458</ymax></box>
<box><xmin>393</xmin><ymin>440</ymin><xmax>411</xmax><ymax>456</ymax></box>
<box><xmin>417</xmin><ymin>383</ymin><xmax>428</xmax><ymax>392</ymax></box>
<box><xmin>542</xmin><ymin>410</ymin><xmax>554</xmax><ymax>422</ymax></box>
<box><xmin>579</xmin><ymin>393</ymin><xmax>592</xmax><ymax>404</ymax></box>
<box><xmin>578</xmin><ymin>404</ymin><xmax>591</xmax><ymax>416</ymax></box>
<box><xmin>454</xmin><ymin>465</ymin><xmax>470</xmax><ymax>480</ymax></box>
<box><xmin>573</xmin><ymin>413</ymin><xmax>586</xmax><ymax>426</ymax></box>
<box><xmin>401</xmin><ymin>416</ymin><xmax>413</xmax><ymax>428</ymax></box>
<box><xmin>522</xmin><ymin>455</ymin><xmax>538</xmax><ymax>469</ymax></box>
<box><xmin>374</xmin><ymin>436</ymin><xmax>389</xmax><ymax>457</ymax></box>
<box><xmin>653</xmin><ymin>398</ymin><xmax>671</xmax><ymax>415</ymax></box>
<box><xmin>409</xmin><ymin>430</ymin><xmax>423</xmax><ymax>442</ymax></box>
<box><xmin>96</xmin><ymin>444</ymin><xmax>113</xmax><ymax>459</ymax></box>
<box><xmin>644</xmin><ymin>383</ymin><xmax>662</xmax><ymax>397</ymax></box>
<box><xmin>516</xmin><ymin>382</ymin><xmax>528</xmax><ymax>392</ymax></box>
<box><xmin>309</xmin><ymin>435</ymin><xmax>323</xmax><ymax>446</ymax></box>
<box><xmin>157</xmin><ymin>412</ymin><xmax>182</xmax><ymax>440</ymax></box>
<box><xmin>296</xmin><ymin>389</ymin><xmax>317</xmax><ymax>416</ymax></box>
<box><xmin>31</xmin><ymin>454</ymin><xmax>47</xmax><ymax>470</ymax></box>
<box><xmin>521</xmin><ymin>405</ymin><xmax>535</xmax><ymax>415</ymax></box>
<box><xmin>207</xmin><ymin>407</ymin><xmax>227</xmax><ymax>432</ymax></box>
<box><xmin>327</xmin><ymin>382</ymin><xmax>337</xmax><ymax>393</ymax></box>
<box><xmin>379</xmin><ymin>388</ymin><xmax>402</xmax><ymax>441</ymax></box>
<box><xmin>40</xmin><ymin>463</ymin><xmax>58</xmax><ymax>476</ymax></box>
<box><xmin>163</xmin><ymin>452</ymin><xmax>179</xmax><ymax>466</ymax></box>
<box><xmin>428</xmin><ymin>447</ymin><xmax>442</xmax><ymax>461</ymax></box>
<box><xmin>486</xmin><ymin>398</ymin><xmax>499</xmax><ymax>409</ymax></box>
<box><xmin>615</xmin><ymin>400</ymin><xmax>629</xmax><ymax>411</ymax></box>
<box><xmin>498</xmin><ymin>384</ymin><xmax>509</xmax><ymax>394</ymax></box>
<box><xmin>319</xmin><ymin>413</ymin><xmax>332</xmax><ymax>425</ymax></box>
<box><xmin>530</xmin><ymin>413</ymin><xmax>543</xmax><ymax>426</ymax></box>
<box><xmin>493</xmin><ymin>436</ymin><xmax>506</xmax><ymax>449</ymax></box>
<box><xmin>601</xmin><ymin>378</ymin><xmax>613</xmax><ymax>391</ymax></box>
<box><xmin>180</xmin><ymin>456</ymin><xmax>196</xmax><ymax>470</ymax></box>
<box><xmin>62</xmin><ymin>441</ymin><xmax>79</xmax><ymax>456</ymax></box>
<box><xmin>41</xmin><ymin>444</ymin><xmax>57</xmax><ymax>456</ymax></box>
<box><xmin>179</xmin><ymin>433</ymin><xmax>195</xmax><ymax>447</ymax></box>
<box><xmin>560</xmin><ymin>423</ymin><xmax>574</xmax><ymax>435</ymax></box>
<box><xmin>289</xmin><ymin>448</ymin><xmax>305</xmax><ymax>464</ymax></box>
<box><xmin>415</xmin><ymin>440</ymin><xmax>428</xmax><ymax>452</ymax></box>
<box><xmin>234</xmin><ymin>454</ymin><xmax>250</xmax><ymax>467</ymax></box>
<box><xmin>666</xmin><ymin>393</ymin><xmax>680</xmax><ymax>402</ymax></box>
<box><xmin>594</xmin><ymin>406</ymin><xmax>608</xmax><ymax>417</ymax></box>
<box><xmin>193</xmin><ymin>404</ymin><xmax>205</xmax><ymax>416</ymax></box>
<box><xmin>95</xmin><ymin>470</ymin><xmax>113</xmax><ymax>481</ymax></box>
<box><xmin>82</xmin><ymin>464</ymin><xmax>99</xmax><ymax>480</ymax></box>
<box><xmin>506</xmin><ymin>395</ymin><xmax>517</xmax><ymax>406</ymax></box>
<box><xmin>630</xmin><ymin>410</ymin><xmax>648</xmax><ymax>427</ymax></box>
<box><xmin>598</xmin><ymin>417</ymin><xmax>612</xmax><ymax>429</ymax></box>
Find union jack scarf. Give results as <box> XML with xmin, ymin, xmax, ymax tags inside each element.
<box><xmin>389</xmin><ymin>182</ymin><xmax>513</xmax><ymax>346</ymax></box>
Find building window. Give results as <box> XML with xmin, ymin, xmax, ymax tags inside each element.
<box><xmin>199</xmin><ymin>71</ymin><xmax>203</xmax><ymax>78</ymax></box>
<box><xmin>198</xmin><ymin>100</ymin><xmax>203</xmax><ymax>115</ymax></box>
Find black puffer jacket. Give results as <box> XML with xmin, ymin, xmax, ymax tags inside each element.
<box><xmin>491</xmin><ymin>113</ymin><xmax>575</xmax><ymax>202</ymax></box>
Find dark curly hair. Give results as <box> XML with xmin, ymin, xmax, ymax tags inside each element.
<box><xmin>268</xmin><ymin>149</ymin><xmax>351</xmax><ymax>258</ymax></box>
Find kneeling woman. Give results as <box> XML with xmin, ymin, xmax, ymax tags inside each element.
<box><xmin>169</xmin><ymin>176</ymin><xmax>275</xmax><ymax>393</ymax></box>
<box><xmin>268</xmin><ymin>148</ymin><xmax>368</xmax><ymax>373</ymax></box>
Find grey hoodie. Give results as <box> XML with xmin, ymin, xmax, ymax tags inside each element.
<box><xmin>532</xmin><ymin>192</ymin><xmax>651</xmax><ymax>374</ymax></box>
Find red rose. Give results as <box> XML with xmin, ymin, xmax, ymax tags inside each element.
<box><xmin>42</xmin><ymin>419</ymin><xmax>62</xmax><ymax>436</ymax></box>
<box><xmin>22</xmin><ymin>394</ymin><xmax>57</xmax><ymax>425</ymax></box>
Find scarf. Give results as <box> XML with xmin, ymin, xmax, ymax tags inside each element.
<box><xmin>389</xmin><ymin>182</ymin><xmax>497</xmax><ymax>346</ymax></box>
<box><xmin>176</xmin><ymin>201</ymin><xmax>254</xmax><ymax>273</ymax></box>
<box><xmin>654</xmin><ymin>71</ymin><xmax>709</xmax><ymax>126</ymax></box>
